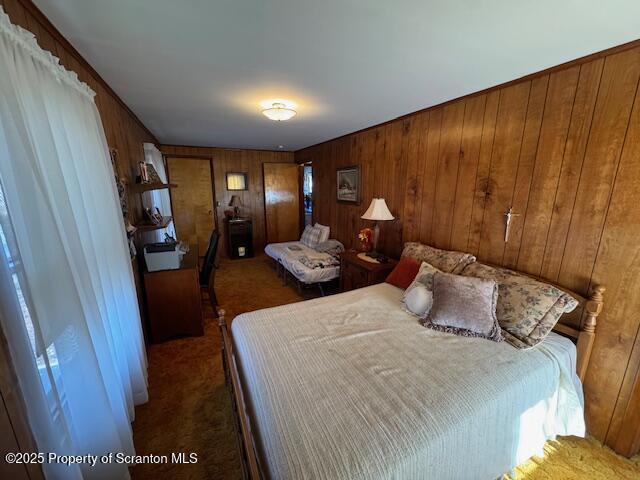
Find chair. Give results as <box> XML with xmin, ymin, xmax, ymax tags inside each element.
<box><xmin>200</xmin><ymin>230</ymin><xmax>220</xmax><ymax>307</ymax></box>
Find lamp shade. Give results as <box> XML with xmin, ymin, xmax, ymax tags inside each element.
<box><xmin>228</xmin><ymin>195</ymin><xmax>242</xmax><ymax>207</ymax></box>
<box><xmin>361</xmin><ymin>198</ymin><xmax>394</xmax><ymax>221</ymax></box>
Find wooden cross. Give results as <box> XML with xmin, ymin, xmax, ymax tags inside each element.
<box><xmin>504</xmin><ymin>207</ymin><xmax>520</xmax><ymax>242</ymax></box>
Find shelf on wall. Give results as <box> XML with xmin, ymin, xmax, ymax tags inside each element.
<box><xmin>129</xmin><ymin>182</ymin><xmax>177</xmax><ymax>193</ymax></box>
<box><xmin>134</xmin><ymin>216</ymin><xmax>173</xmax><ymax>232</ymax></box>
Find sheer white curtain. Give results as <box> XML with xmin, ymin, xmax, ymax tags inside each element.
<box><xmin>0</xmin><ymin>7</ymin><xmax>147</xmax><ymax>479</ymax></box>
<box><xmin>141</xmin><ymin>143</ymin><xmax>175</xmax><ymax>243</ymax></box>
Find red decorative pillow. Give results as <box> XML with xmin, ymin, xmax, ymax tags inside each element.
<box><xmin>386</xmin><ymin>256</ymin><xmax>421</xmax><ymax>289</ymax></box>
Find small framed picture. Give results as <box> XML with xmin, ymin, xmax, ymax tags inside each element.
<box><xmin>226</xmin><ymin>172</ymin><xmax>248</xmax><ymax>191</ymax></box>
<box><xmin>336</xmin><ymin>165</ymin><xmax>360</xmax><ymax>204</ymax></box>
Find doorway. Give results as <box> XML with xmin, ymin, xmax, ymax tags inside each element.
<box><xmin>303</xmin><ymin>164</ymin><xmax>312</xmax><ymax>226</ymax></box>
<box><xmin>166</xmin><ymin>156</ymin><xmax>216</xmax><ymax>258</ymax></box>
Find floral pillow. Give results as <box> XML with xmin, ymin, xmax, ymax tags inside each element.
<box><xmin>401</xmin><ymin>242</ymin><xmax>476</xmax><ymax>274</ymax></box>
<box><xmin>460</xmin><ymin>262</ymin><xmax>578</xmax><ymax>349</ymax></box>
<box><xmin>402</xmin><ymin>261</ymin><xmax>441</xmax><ymax>318</ymax></box>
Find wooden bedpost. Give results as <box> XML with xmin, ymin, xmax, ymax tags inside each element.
<box><xmin>576</xmin><ymin>285</ymin><xmax>605</xmax><ymax>382</ymax></box>
<box><xmin>216</xmin><ymin>306</ymin><xmax>263</xmax><ymax>479</ymax></box>
<box><xmin>217</xmin><ymin>308</ymin><xmax>230</xmax><ymax>385</ymax></box>
<box><xmin>217</xmin><ymin>308</ymin><xmax>226</xmax><ymax>328</ymax></box>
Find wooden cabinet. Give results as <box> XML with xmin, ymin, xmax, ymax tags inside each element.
<box><xmin>143</xmin><ymin>246</ymin><xmax>203</xmax><ymax>343</ymax></box>
<box><xmin>340</xmin><ymin>251</ymin><xmax>397</xmax><ymax>292</ymax></box>
<box><xmin>226</xmin><ymin>217</ymin><xmax>254</xmax><ymax>259</ymax></box>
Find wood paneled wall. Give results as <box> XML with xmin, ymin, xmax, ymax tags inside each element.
<box><xmin>161</xmin><ymin>145</ymin><xmax>295</xmax><ymax>255</ymax></box>
<box><xmin>1</xmin><ymin>0</ymin><xmax>157</xmax><ymax>228</ymax></box>
<box><xmin>296</xmin><ymin>42</ymin><xmax>640</xmax><ymax>456</ymax></box>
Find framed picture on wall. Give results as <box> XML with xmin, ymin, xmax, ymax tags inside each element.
<box><xmin>336</xmin><ymin>165</ymin><xmax>360</xmax><ymax>204</ymax></box>
<box><xmin>226</xmin><ymin>172</ymin><xmax>248</xmax><ymax>191</ymax></box>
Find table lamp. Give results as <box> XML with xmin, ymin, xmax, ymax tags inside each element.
<box><xmin>229</xmin><ymin>195</ymin><xmax>242</xmax><ymax>218</ymax></box>
<box><xmin>361</xmin><ymin>198</ymin><xmax>394</xmax><ymax>258</ymax></box>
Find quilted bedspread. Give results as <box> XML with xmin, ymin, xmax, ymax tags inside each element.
<box><xmin>232</xmin><ymin>283</ymin><xmax>585</xmax><ymax>480</ymax></box>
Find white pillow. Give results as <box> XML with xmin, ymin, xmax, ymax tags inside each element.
<box><xmin>314</xmin><ymin>223</ymin><xmax>330</xmax><ymax>243</ymax></box>
<box><xmin>404</xmin><ymin>283</ymin><xmax>433</xmax><ymax>318</ymax></box>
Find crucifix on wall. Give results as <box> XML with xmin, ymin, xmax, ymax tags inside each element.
<box><xmin>504</xmin><ymin>207</ymin><xmax>520</xmax><ymax>242</ymax></box>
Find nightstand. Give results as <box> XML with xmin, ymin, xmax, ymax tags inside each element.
<box><xmin>340</xmin><ymin>251</ymin><xmax>398</xmax><ymax>292</ymax></box>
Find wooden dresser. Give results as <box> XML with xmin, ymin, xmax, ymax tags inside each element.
<box><xmin>340</xmin><ymin>251</ymin><xmax>397</xmax><ymax>292</ymax></box>
<box><xmin>225</xmin><ymin>217</ymin><xmax>254</xmax><ymax>259</ymax></box>
<box><xmin>143</xmin><ymin>245</ymin><xmax>203</xmax><ymax>343</ymax></box>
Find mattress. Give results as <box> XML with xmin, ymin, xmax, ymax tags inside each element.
<box><xmin>232</xmin><ymin>283</ymin><xmax>586</xmax><ymax>480</ymax></box>
<box><xmin>264</xmin><ymin>241</ymin><xmax>340</xmax><ymax>284</ymax></box>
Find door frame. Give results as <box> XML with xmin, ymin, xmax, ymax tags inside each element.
<box><xmin>300</xmin><ymin>162</ymin><xmax>312</xmax><ymax>232</ymax></box>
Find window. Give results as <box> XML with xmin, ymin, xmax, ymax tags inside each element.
<box><xmin>0</xmin><ymin>185</ymin><xmax>65</xmax><ymax>422</ymax></box>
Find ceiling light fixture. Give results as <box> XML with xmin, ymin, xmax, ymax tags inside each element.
<box><xmin>262</xmin><ymin>102</ymin><xmax>296</xmax><ymax>121</ymax></box>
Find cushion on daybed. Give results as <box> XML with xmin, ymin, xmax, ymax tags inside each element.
<box><xmin>300</xmin><ymin>225</ymin><xmax>322</xmax><ymax>248</ymax></box>
<box><xmin>315</xmin><ymin>239</ymin><xmax>345</xmax><ymax>256</ymax></box>
<box><xmin>314</xmin><ymin>223</ymin><xmax>331</xmax><ymax>243</ymax></box>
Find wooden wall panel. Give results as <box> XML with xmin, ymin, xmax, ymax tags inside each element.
<box><xmin>160</xmin><ymin>145</ymin><xmax>294</xmax><ymax>256</ymax></box>
<box><xmin>540</xmin><ymin>59</ymin><xmax>604</xmax><ymax>282</ymax></box>
<box><xmin>296</xmin><ymin>42</ymin><xmax>640</xmax><ymax>456</ymax></box>
<box><xmin>477</xmin><ymin>81</ymin><xmax>530</xmax><ymax>265</ymax></box>
<box><xmin>432</xmin><ymin>102</ymin><xmax>465</xmax><ymax>249</ymax></box>
<box><xmin>502</xmin><ymin>76</ymin><xmax>548</xmax><ymax>268</ymax></box>
<box><xmin>449</xmin><ymin>95</ymin><xmax>485</xmax><ymax>253</ymax></box>
<box><xmin>517</xmin><ymin>67</ymin><xmax>579</xmax><ymax>276</ymax></box>
<box><xmin>418</xmin><ymin>110</ymin><xmax>441</xmax><ymax>245</ymax></box>
<box><xmin>468</xmin><ymin>90</ymin><xmax>500</xmax><ymax>256</ymax></box>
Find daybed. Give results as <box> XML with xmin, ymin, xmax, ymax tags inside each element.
<box><xmin>264</xmin><ymin>223</ymin><xmax>343</xmax><ymax>295</ymax></box>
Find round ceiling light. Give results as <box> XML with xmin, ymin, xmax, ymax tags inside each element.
<box><xmin>262</xmin><ymin>102</ymin><xmax>296</xmax><ymax>121</ymax></box>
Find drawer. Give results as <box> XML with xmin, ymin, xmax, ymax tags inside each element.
<box><xmin>229</xmin><ymin>223</ymin><xmax>251</xmax><ymax>234</ymax></box>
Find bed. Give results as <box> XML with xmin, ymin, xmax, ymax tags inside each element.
<box><xmin>264</xmin><ymin>241</ymin><xmax>341</xmax><ymax>293</ymax></box>
<box><xmin>218</xmin><ymin>270</ymin><xmax>604</xmax><ymax>479</ymax></box>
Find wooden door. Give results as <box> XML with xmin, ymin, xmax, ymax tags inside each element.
<box><xmin>166</xmin><ymin>156</ymin><xmax>215</xmax><ymax>257</ymax></box>
<box><xmin>263</xmin><ymin>163</ymin><xmax>300</xmax><ymax>244</ymax></box>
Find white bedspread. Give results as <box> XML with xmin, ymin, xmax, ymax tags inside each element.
<box><xmin>232</xmin><ymin>283</ymin><xmax>585</xmax><ymax>480</ymax></box>
<box><xmin>264</xmin><ymin>241</ymin><xmax>340</xmax><ymax>284</ymax></box>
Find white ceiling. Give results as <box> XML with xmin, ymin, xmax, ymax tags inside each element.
<box><xmin>33</xmin><ymin>0</ymin><xmax>640</xmax><ymax>151</ymax></box>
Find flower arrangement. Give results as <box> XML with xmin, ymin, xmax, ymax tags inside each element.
<box><xmin>358</xmin><ymin>227</ymin><xmax>374</xmax><ymax>252</ymax></box>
